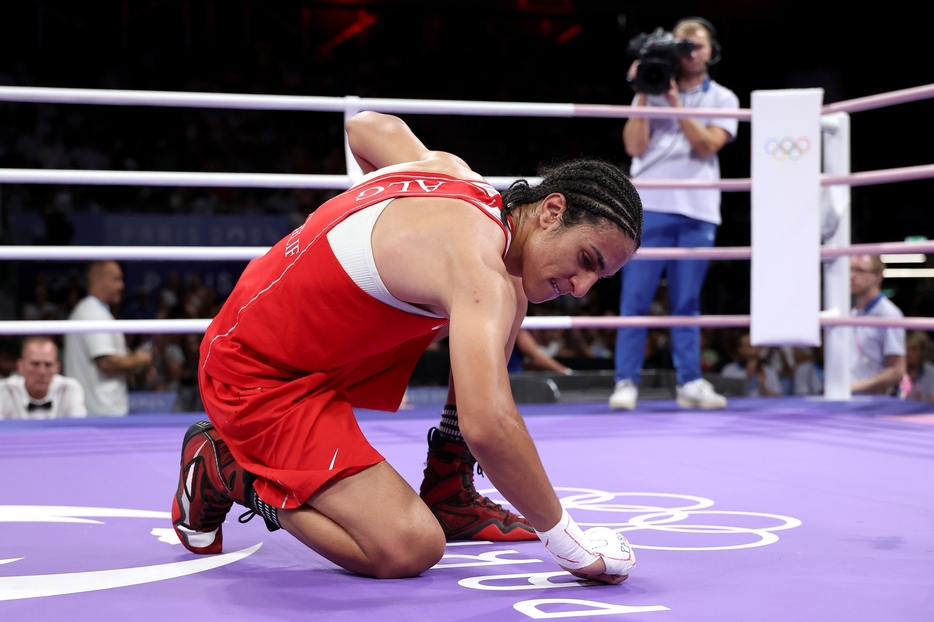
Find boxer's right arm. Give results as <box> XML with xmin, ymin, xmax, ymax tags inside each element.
<box><xmin>345</xmin><ymin>111</ymin><xmax>431</xmax><ymax>172</ymax></box>
<box><xmin>345</xmin><ymin>111</ymin><xmax>475</xmax><ymax>176</ymax></box>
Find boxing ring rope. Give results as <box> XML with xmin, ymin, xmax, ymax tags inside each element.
<box><xmin>2</xmin><ymin>162</ymin><xmax>933</xmax><ymax>190</ymax></box>
<box><xmin>2</xmin><ymin>239</ymin><xmax>934</xmax><ymax>263</ymax></box>
<box><xmin>820</xmin><ymin>83</ymin><xmax>934</xmax><ymax>115</ymax></box>
<box><xmin>0</xmin><ymin>86</ymin><xmax>747</xmax><ymax>119</ymax></box>
<box><xmin>1</xmin><ymin>84</ymin><xmax>933</xmax><ymax>399</ymax></box>
<box><xmin>1</xmin><ymin>80</ymin><xmax>928</xmax><ymax>116</ymax></box>
<box><xmin>3</xmin><ymin>313</ymin><xmax>932</xmax><ymax>337</ymax></box>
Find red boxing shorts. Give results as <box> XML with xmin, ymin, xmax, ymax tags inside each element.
<box><xmin>200</xmin><ymin>372</ymin><xmax>385</xmax><ymax>510</ymax></box>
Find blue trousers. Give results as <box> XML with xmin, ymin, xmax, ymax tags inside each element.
<box><xmin>614</xmin><ymin>211</ymin><xmax>717</xmax><ymax>386</ymax></box>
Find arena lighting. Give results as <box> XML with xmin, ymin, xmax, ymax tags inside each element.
<box><xmin>556</xmin><ymin>24</ymin><xmax>584</xmax><ymax>43</ymax></box>
<box><xmin>880</xmin><ymin>253</ymin><xmax>926</xmax><ymax>263</ymax></box>
<box><xmin>317</xmin><ymin>10</ymin><xmax>377</xmax><ymax>55</ymax></box>
<box><xmin>882</xmin><ymin>268</ymin><xmax>934</xmax><ymax>278</ymax></box>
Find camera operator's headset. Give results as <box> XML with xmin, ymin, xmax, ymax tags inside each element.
<box><xmin>673</xmin><ymin>16</ymin><xmax>721</xmax><ymax>67</ymax></box>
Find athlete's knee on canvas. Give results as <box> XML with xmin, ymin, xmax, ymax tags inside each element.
<box><xmin>370</xmin><ymin>542</ymin><xmax>444</xmax><ymax>579</ymax></box>
<box><xmin>370</xmin><ymin>510</ymin><xmax>446</xmax><ymax>578</ymax></box>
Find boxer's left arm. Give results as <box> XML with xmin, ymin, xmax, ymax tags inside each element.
<box><xmin>434</xmin><ymin>275</ymin><xmax>526</xmax><ymax>426</ymax></box>
<box><xmin>445</xmin><ymin>264</ymin><xmax>560</xmax><ymax>531</ymax></box>
<box><xmin>445</xmin><ymin>262</ymin><xmax>628</xmax><ymax>584</ymax></box>
<box><xmin>506</xmin><ymin>275</ymin><xmax>528</xmax><ymax>360</ymax></box>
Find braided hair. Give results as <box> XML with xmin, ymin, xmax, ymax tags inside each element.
<box><xmin>502</xmin><ymin>158</ymin><xmax>643</xmax><ymax>248</ymax></box>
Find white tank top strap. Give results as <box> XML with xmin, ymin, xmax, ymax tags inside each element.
<box><xmin>326</xmin><ymin>198</ymin><xmax>444</xmax><ymax>319</ymax></box>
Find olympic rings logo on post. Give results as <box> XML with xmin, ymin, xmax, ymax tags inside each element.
<box><xmin>764</xmin><ymin>136</ymin><xmax>811</xmax><ymax>162</ymax></box>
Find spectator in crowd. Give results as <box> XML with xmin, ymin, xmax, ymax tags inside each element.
<box><xmin>905</xmin><ymin>331</ymin><xmax>934</xmax><ymax>401</ymax></box>
<box><xmin>62</xmin><ymin>283</ymin><xmax>84</xmax><ymax>317</ymax></box>
<box><xmin>64</xmin><ymin>261</ymin><xmax>153</xmax><ymax>416</ymax></box>
<box><xmin>172</xmin><ymin>333</ymin><xmax>205</xmax><ymax>413</ymax></box>
<box><xmin>509</xmin><ymin>329</ymin><xmax>572</xmax><ymax>375</ymax></box>
<box><xmin>585</xmin><ymin>315</ymin><xmax>617</xmax><ymax>360</ymax></box>
<box><xmin>556</xmin><ymin>328</ymin><xmax>595</xmax><ymax>361</ymax></box>
<box><xmin>792</xmin><ymin>346</ymin><xmax>824</xmax><ymax>396</ymax></box>
<box><xmin>126</xmin><ymin>288</ymin><xmax>156</xmax><ymax>320</ymax></box>
<box><xmin>532</xmin><ymin>325</ymin><xmax>563</xmax><ymax>359</ymax></box>
<box><xmin>700</xmin><ymin>328</ymin><xmax>730</xmax><ymax>374</ymax></box>
<box><xmin>139</xmin><ymin>333</ymin><xmax>186</xmax><ymax>392</ymax></box>
<box><xmin>721</xmin><ymin>331</ymin><xmax>782</xmax><ymax>397</ymax></box>
<box><xmin>0</xmin><ymin>336</ymin><xmax>86</xmax><ymax>419</ymax></box>
<box><xmin>158</xmin><ymin>272</ymin><xmax>182</xmax><ymax>318</ymax></box>
<box><xmin>610</xmin><ymin>17</ymin><xmax>738</xmax><ymax>411</ymax></box>
<box><xmin>763</xmin><ymin>346</ymin><xmax>796</xmax><ymax>394</ymax></box>
<box><xmin>22</xmin><ymin>283</ymin><xmax>63</xmax><ymax>321</ymax></box>
<box><xmin>184</xmin><ymin>273</ymin><xmax>208</xmax><ymax>315</ymax></box>
<box><xmin>849</xmin><ymin>255</ymin><xmax>906</xmax><ymax>395</ymax></box>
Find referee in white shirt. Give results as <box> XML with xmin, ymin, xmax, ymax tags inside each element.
<box><xmin>64</xmin><ymin>260</ymin><xmax>153</xmax><ymax>416</ymax></box>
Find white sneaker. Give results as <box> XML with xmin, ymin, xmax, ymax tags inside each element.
<box><xmin>676</xmin><ymin>378</ymin><xmax>727</xmax><ymax>409</ymax></box>
<box><xmin>609</xmin><ymin>379</ymin><xmax>638</xmax><ymax>410</ymax></box>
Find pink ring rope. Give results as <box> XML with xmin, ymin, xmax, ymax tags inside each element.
<box><xmin>821</xmin><ymin>83</ymin><xmax>934</xmax><ymax>115</ymax></box>
<box><xmin>521</xmin><ymin>316</ymin><xmax>934</xmax><ymax>331</ymax></box>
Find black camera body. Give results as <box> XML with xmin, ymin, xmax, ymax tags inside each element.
<box><xmin>626</xmin><ymin>28</ymin><xmax>695</xmax><ymax>95</ymax></box>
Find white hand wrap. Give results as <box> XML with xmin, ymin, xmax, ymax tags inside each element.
<box><xmin>581</xmin><ymin>526</ymin><xmax>636</xmax><ymax>576</ymax></box>
<box><xmin>536</xmin><ymin>509</ymin><xmax>636</xmax><ymax>576</ymax></box>
<box><xmin>535</xmin><ymin>508</ymin><xmax>600</xmax><ymax>570</ymax></box>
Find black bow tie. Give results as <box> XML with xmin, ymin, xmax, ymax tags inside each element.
<box><xmin>27</xmin><ymin>401</ymin><xmax>53</xmax><ymax>411</ymax></box>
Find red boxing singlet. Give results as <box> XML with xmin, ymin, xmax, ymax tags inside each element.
<box><xmin>198</xmin><ymin>170</ymin><xmax>511</xmax><ymax>508</ymax></box>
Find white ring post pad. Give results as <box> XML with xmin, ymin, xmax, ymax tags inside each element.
<box><xmin>751</xmin><ymin>88</ymin><xmax>823</xmax><ymax>347</ymax></box>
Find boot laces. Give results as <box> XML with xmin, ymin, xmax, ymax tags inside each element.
<box><xmin>459</xmin><ymin>464</ymin><xmax>504</xmax><ymax>513</ymax></box>
<box><xmin>238</xmin><ymin>509</ymin><xmax>257</xmax><ymax>524</ymax></box>
<box><xmin>193</xmin><ymin>460</ymin><xmax>233</xmax><ymax>527</ymax></box>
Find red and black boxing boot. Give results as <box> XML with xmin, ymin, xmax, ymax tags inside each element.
<box><xmin>171</xmin><ymin>421</ymin><xmax>280</xmax><ymax>555</ymax></box>
<box><xmin>419</xmin><ymin>426</ymin><xmax>537</xmax><ymax>541</ymax></box>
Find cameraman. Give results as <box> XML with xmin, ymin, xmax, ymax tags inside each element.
<box><xmin>610</xmin><ymin>17</ymin><xmax>739</xmax><ymax>411</ymax></box>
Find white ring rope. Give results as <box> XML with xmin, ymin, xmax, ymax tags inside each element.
<box><xmin>0</xmin><ymin>169</ymin><xmax>354</xmax><ymax>189</ymax></box>
<box><xmin>0</xmin><ymin>246</ymin><xmax>269</xmax><ymax>261</ymax></box>
<box><xmin>0</xmin><ymin>168</ymin><xmax>755</xmax><ymax>191</ymax></box>
<box><xmin>2</xmin><ymin>240</ymin><xmax>932</xmax><ymax>263</ymax></box>
<box><xmin>0</xmin><ymin>86</ymin><xmax>746</xmax><ymax>120</ymax></box>
<box><xmin>0</xmin><ymin>86</ymin><xmax>572</xmax><ymax>115</ymax></box>
<box><xmin>0</xmin><ymin>319</ymin><xmax>210</xmax><ymax>335</ymax></box>
<box><xmin>3</xmin><ymin>314</ymin><xmax>933</xmax><ymax>336</ymax></box>
<box><xmin>5</xmin><ymin>82</ymin><xmax>928</xmax><ymax>119</ymax></box>
<box><xmin>0</xmin><ymin>170</ymin><xmax>539</xmax><ymax>193</ymax></box>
